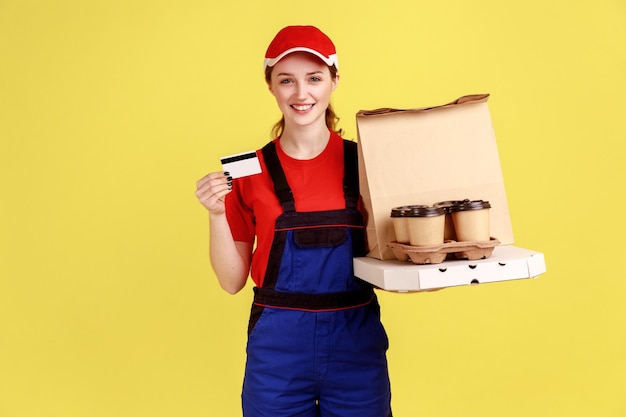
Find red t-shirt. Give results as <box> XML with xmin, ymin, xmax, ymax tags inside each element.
<box><xmin>225</xmin><ymin>131</ymin><xmax>348</xmax><ymax>287</ymax></box>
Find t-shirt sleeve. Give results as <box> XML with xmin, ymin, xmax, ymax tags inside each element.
<box><xmin>224</xmin><ymin>178</ymin><xmax>256</xmax><ymax>244</ymax></box>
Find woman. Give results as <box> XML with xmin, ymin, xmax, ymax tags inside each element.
<box><xmin>195</xmin><ymin>25</ymin><xmax>392</xmax><ymax>417</ymax></box>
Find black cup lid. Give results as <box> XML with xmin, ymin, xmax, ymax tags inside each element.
<box><xmin>433</xmin><ymin>200</ymin><xmax>466</xmax><ymax>213</ymax></box>
<box><xmin>390</xmin><ymin>205</ymin><xmax>428</xmax><ymax>217</ymax></box>
<box><xmin>405</xmin><ymin>205</ymin><xmax>445</xmax><ymax>217</ymax></box>
<box><xmin>449</xmin><ymin>199</ymin><xmax>491</xmax><ymax>212</ymax></box>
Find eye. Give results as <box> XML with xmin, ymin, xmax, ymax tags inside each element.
<box><xmin>309</xmin><ymin>76</ymin><xmax>322</xmax><ymax>82</ymax></box>
<box><xmin>279</xmin><ymin>78</ymin><xmax>293</xmax><ymax>85</ymax></box>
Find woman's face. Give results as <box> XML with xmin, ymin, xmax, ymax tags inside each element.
<box><xmin>267</xmin><ymin>52</ymin><xmax>338</xmax><ymax>131</ymax></box>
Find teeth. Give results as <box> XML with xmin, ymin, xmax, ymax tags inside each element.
<box><xmin>293</xmin><ymin>104</ymin><xmax>313</xmax><ymax>111</ymax></box>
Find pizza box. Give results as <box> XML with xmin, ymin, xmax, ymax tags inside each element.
<box><xmin>353</xmin><ymin>245</ymin><xmax>546</xmax><ymax>292</ymax></box>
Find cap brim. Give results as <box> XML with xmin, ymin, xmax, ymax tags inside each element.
<box><xmin>264</xmin><ymin>48</ymin><xmax>338</xmax><ymax>69</ymax></box>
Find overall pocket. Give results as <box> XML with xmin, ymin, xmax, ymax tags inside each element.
<box><xmin>293</xmin><ymin>226</ymin><xmax>348</xmax><ymax>248</ymax></box>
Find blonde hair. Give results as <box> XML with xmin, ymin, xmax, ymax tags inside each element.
<box><xmin>264</xmin><ymin>64</ymin><xmax>343</xmax><ymax>138</ymax></box>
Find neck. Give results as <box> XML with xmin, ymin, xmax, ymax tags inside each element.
<box><xmin>279</xmin><ymin>124</ymin><xmax>331</xmax><ymax>160</ymax></box>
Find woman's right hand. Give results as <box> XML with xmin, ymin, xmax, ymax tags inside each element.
<box><xmin>195</xmin><ymin>171</ymin><xmax>233</xmax><ymax>215</ymax></box>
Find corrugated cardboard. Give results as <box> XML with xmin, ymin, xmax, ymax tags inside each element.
<box><xmin>353</xmin><ymin>246</ymin><xmax>545</xmax><ymax>292</ymax></box>
<box><xmin>356</xmin><ymin>94</ymin><xmax>514</xmax><ymax>260</ymax></box>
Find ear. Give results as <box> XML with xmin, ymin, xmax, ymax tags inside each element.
<box><xmin>331</xmin><ymin>73</ymin><xmax>340</xmax><ymax>91</ymax></box>
<box><xmin>267</xmin><ymin>80</ymin><xmax>276</xmax><ymax>96</ymax></box>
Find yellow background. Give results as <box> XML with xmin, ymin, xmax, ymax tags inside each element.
<box><xmin>1</xmin><ymin>0</ymin><xmax>624</xmax><ymax>416</ymax></box>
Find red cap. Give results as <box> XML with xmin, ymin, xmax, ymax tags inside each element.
<box><xmin>264</xmin><ymin>25</ymin><xmax>338</xmax><ymax>70</ymax></box>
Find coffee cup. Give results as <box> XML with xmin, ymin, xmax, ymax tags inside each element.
<box><xmin>390</xmin><ymin>205</ymin><xmax>425</xmax><ymax>244</ymax></box>
<box><xmin>433</xmin><ymin>200</ymin><xmax>465</xmax><ymax>241</ymax></box>
<box><xmin>450</xmin><ymin>199</ymin><xmax>491</xmax><ymax>242</ymax></box>
<box><xmin>405</xmin><ymin>206</ymin><xmax>446</xmax><ymax>246</ymax></box>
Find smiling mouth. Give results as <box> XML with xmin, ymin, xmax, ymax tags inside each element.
<box><xmin>291</xmin><ymin>104</ymin><xmax>314</xmax><ymax>111</ymax></box>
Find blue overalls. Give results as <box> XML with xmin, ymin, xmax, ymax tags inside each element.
<box><xmin>241</xmin><ymin>140</ymin><xmax>392</xmax><ymax>417</ymax></box>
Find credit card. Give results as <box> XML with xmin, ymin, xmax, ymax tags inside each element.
<box><xmin>220</xmin><ymin>151</ymin><xmax>262</xmax><ymax>179</ymax></box>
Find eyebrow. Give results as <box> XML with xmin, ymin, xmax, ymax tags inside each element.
<box><xmin>276</xmin><ymin>70</ymin><xmax>325</xmax><ymax>77</ymax></box>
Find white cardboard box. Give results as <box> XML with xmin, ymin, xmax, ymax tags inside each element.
<box><xmin>354</xmin><ymin>245</ymin><xmax>546</xmax><ymax>292</ymax></box>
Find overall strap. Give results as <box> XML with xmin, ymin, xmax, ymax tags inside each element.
<box><xmin>342</xmin><ymin>140</ymin><xmax>367</xmax><ymax>257</ymax></box>
<box><xmin>261</xmin><ymin>141</ymin><xmax>296</xmax><ymax>213</ymax></box>
<box><xmin>342</xmin><ymin>140</ymin><xmax>360</xmax><ymax>210</ymax></box>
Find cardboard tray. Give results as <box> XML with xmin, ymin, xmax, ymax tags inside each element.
<box><xmin>353</xmin><ymin>245</ymin><xmax>545</xmax><ymax>292</ymax></box>
<box><xmin>387</xmin><ymin>237</ymin><xmax>500</xmax><ymax>264</ymax></box>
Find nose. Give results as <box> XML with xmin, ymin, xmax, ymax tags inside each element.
<box><xmin>295</xmin><ymin>82</ymin><xmax>308</xmax><ymax>100</ymax></box>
